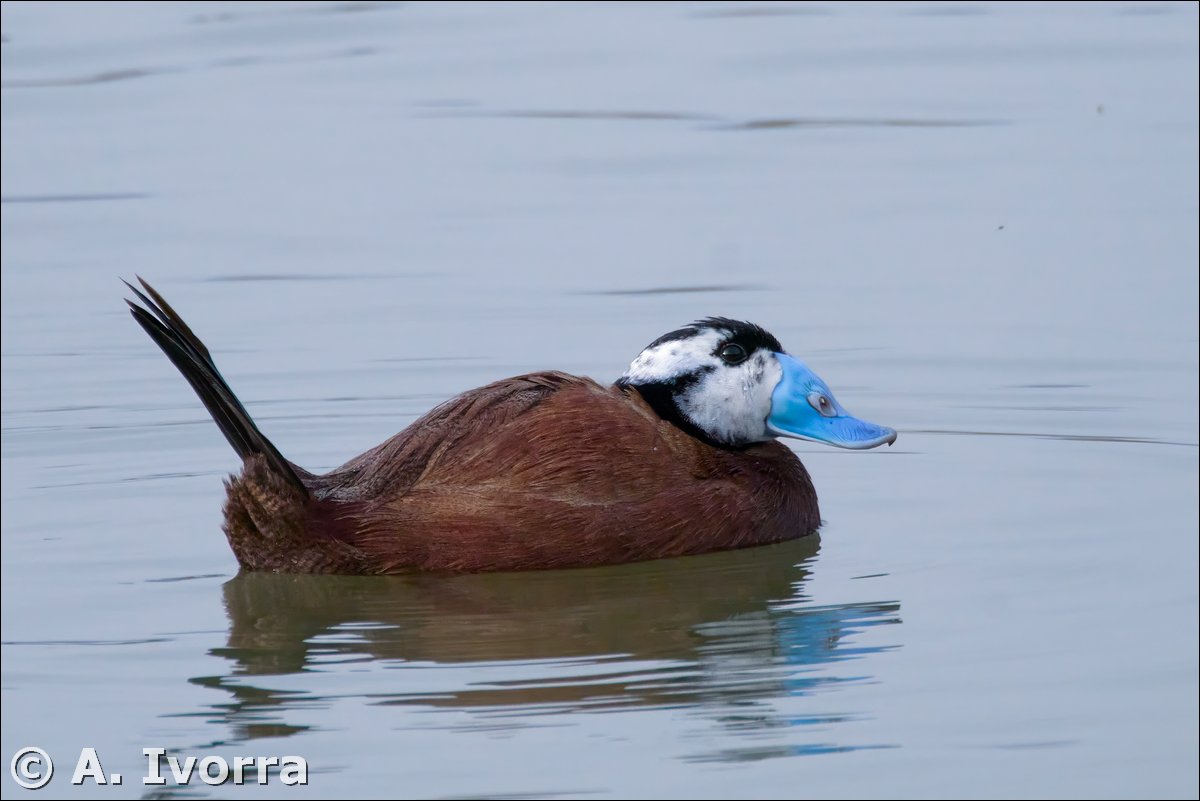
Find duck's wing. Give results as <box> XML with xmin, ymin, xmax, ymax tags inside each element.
<box><xmin>310</xmin><ymin>371</ymin><xmax>589</xmax><ymax>501</ymax></box>
<box><xmin>222</xmin><ymin>372</ymin><xmax>591</xmax><ymax>573</ymax></box>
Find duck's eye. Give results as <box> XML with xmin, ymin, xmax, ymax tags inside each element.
<box><xmin>808</xmin><ymin>392</ymin><xmax>836</xmax><ymax>418</ymax></box>
<box><xmin>719</xmin><ymin>343</ymin><xmax>748</xmax><ymax>365</ymax></box>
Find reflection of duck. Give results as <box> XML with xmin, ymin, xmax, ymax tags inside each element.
<box><xmin>127</xmin><ymin>279</ymin><xmax>894</xmax><ymax>573</ymax></box>
<box><xmin>196</xmin><ymin>538</ymin><xmax>901</xmax><ymax>743</ymax></box>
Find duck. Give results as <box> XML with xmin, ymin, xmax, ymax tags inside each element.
<box><xmin>124</xmin><ymin>278</ymin><xmax>895</xmax><ymax>574</ymax></box>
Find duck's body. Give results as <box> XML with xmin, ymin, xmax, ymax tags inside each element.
<box><xmin>126</xmin><ymin>279</ymin><xmax>892</xmax><ymax>574</ymax></box>
<box><xmin>230</xmin><ymin>372</ymin><xmax>815</xmax><ymax>573</ymax></box>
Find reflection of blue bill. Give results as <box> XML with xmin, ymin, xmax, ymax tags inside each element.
<box><xmin>687</xmin><ymin>599</ymin><xmax>902</xmax><ymax>763</ymax></box>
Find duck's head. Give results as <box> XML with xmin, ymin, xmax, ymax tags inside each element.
<box><xmin>617</xmin><ymin>317</ymin><xmax>896</xmax><ymax>450</ymax></box>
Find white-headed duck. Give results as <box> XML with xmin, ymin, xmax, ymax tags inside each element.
<box><xmin>125</xmin><ymin>278</ymin><xmax>894</xmax><ymax>573</ymax></box>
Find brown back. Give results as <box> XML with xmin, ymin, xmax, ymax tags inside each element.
<box><xmin>303</xmin><ymin>372</ymin><xmax>818</xmax><ymax>572</ymax></box>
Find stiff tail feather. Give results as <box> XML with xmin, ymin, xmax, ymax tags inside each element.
<box><xmin>124</xmin><ymin>277</ymin><xmax>308</xmax><ymax>496</ymax></box>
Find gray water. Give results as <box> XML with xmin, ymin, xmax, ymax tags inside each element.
<box><xmin>2</xmin><ymin>2</ymin><xmax>1197</xmax><ymax>798</ymax></box>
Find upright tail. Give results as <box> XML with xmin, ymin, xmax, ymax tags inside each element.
<box><xmin>125</xmin><ymin>277</ymin><xmax>308</xmax><ymax>496</ymax></box>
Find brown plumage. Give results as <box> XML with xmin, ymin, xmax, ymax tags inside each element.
<box><xmin>126</xmin><ymin>279</ymin><xmax>826</xmax><ymax>575</ymax></box>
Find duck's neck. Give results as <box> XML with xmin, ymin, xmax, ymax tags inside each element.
<box><xmin>616</xmin><ymin>378</ymin><xmax>731</xmax><ymax>450</ymax></box>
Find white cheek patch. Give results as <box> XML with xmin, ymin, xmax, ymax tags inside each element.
<box><xmin>676</xmin><ymin>352</ymin><xmax>783</xmax><ymax>445</ymax></box>
<box><xmin>621</xmin><ymin>330</ymin><xmax>725</xmax><ymax>384</ymax></box>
